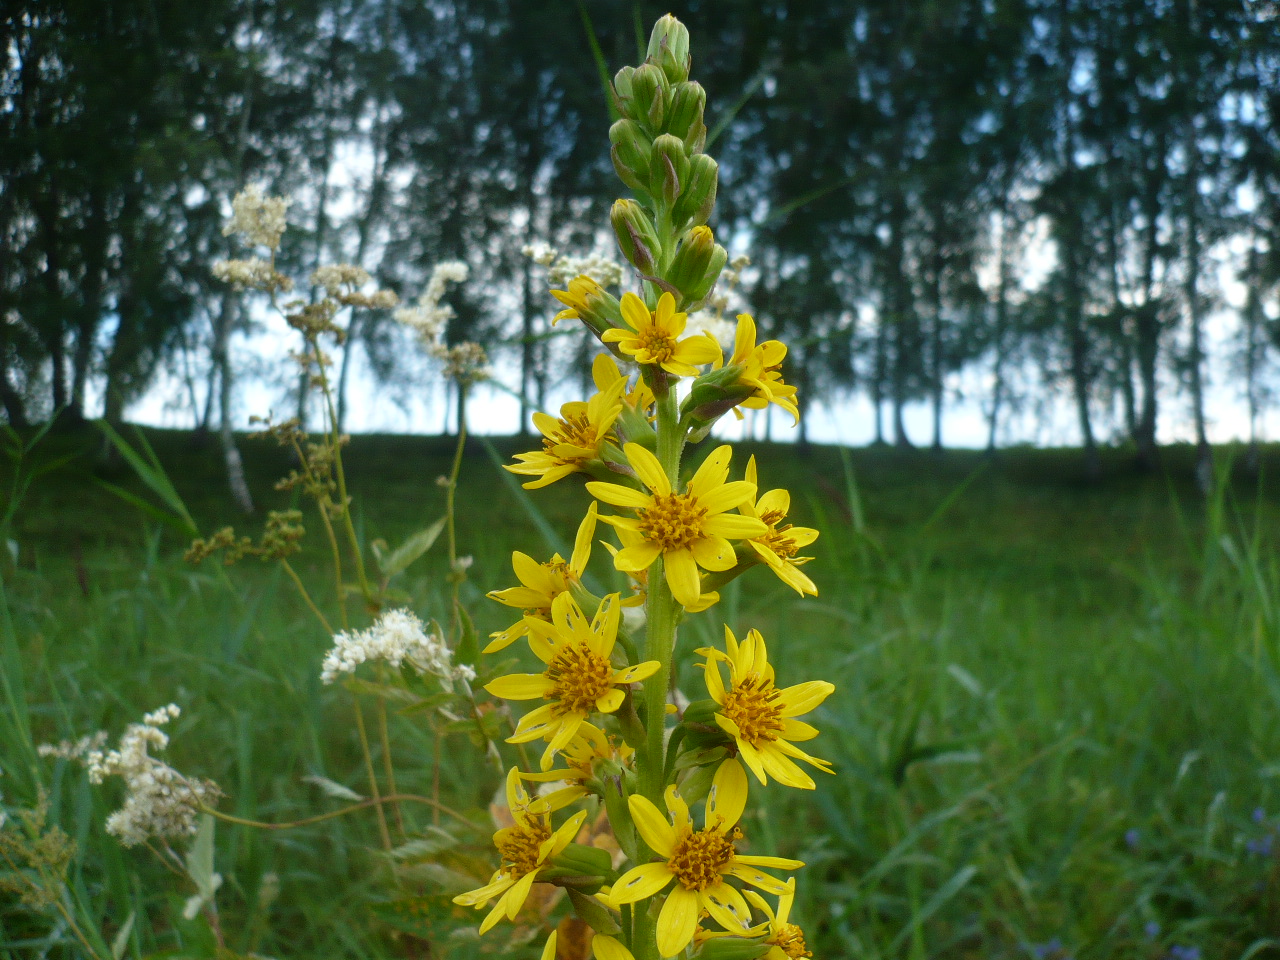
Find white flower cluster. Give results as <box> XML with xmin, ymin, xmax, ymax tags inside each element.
<box><xmin>40</xmin><ymin>705</ymin><xmax>221</xmax><ymax>848</ymax></box>
<box><xmin>223</xmin><ymin>185</ymin><xmax>290</xmax><ymax>251</ymax></box>
<box><xmin>321</xmin><ymin>609</ymin><xmax>475</xmax><ymax>690</ymax></box>
<box><xmin>211</xmin><ymin>257</ymin><xmax>294</xmax><ymax>293</ymax></box>
<box><xmin>689</xmin><ymin>253</ymin><xmax>753</xmax><ymax>348</ymax></box>
<box><xmin>432</xmin><ymin>341</ymin><xmax>490</xmax><ymax>385</ymax></box>
<box><xmin>310</xmin><ymin>263</ymin><xmax>398</xmax><ymax>309</ymax></box>
<box><xmin>522</xmin><ymin>243</ymin><xmax>624</xmax><ymax>290</ymax></box>
<box><xmin>394</xmin><ymin>261</ymin><xmax>468</xmax><ymax>343</ymax></box>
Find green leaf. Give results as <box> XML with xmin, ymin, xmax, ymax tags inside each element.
<box><xmin>377</xmin><ymin>515</ymin><xmax>447</xmax><ymax>578</ymax></box>
<box><xmin>92</xmin><ymin>479</ymin><xmax>200</xmax><ymax>539</ymax></box>
<box><xmin>568</xmin><ymin>887</ymin><xmax>621</xmax><ymax>935</ymax></box>
<box><xmin>372</xmin><ymin>896</ymin><xmax>471</xmax><ymax>941</ymax></box>
<box><xmin>455</xmin><ymin>601</ymin><xmax>479</xmax><ymax>666</ymax></box>
<box><xmin>186</xmin><ymin>814</ymin><xmax>217</xmax><ymax>901</ymax></box>
<box><xmin>97</xmin><ymin>421</ymin><xmax>198</xmax><ymax>535</ymax></box>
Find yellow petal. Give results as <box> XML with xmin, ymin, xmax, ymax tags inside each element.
<box><xmin>540</xmin><ymin>931</ymin><xmax>558</xmax><ymax>960</ymax></box>
<box><xmin>702</xmin><ymin>658</ymin><xmax>727</xmax><ymax>704</ymax></box>
<box><xmin>725</xmin><ymin>863</ymin><xmax>791</xmax><ymax>895</ymax></box>
<box><xmin>596</xmin><ymin>688</ymin><xmax>626</xmax><ymax>713</ymax></box>
<box><xmin>700</xmin><ymin>882</ymin><xmax>754</xmax><ymax>932</ymax></box>
<box><xmin>656</xmin><ymin>886</ymin><xmax>700</xmax><ymax>958</ymax></box>
<box><xmin>609</xmin><ymin>861</ymin><xmax>674</xmax><ymax>905</ymax></box>
<box><xmin>778</xmin><ymin>681</ymin><xmax>835</xmax><ymax>717</ymax></box>
<box><xmin>592</xmin><ymin>934</ymin><xmax>635</xmax><ymax>960</ymax></box>
<box><xmin>619</xmin><ymin>291</ymin><xmax>649</xmax><ymax>332</ymax></box>
<box><xmin>690</xmin><ymin>535</ymin><xmax>737</xmax><ymax>572</ymax></box>
<box><xmin>697</xmin><ymin>480</ymin><xmax>758</xmax><ymax>516</ymax></box>
<box><xmin>707</xmin><ymin>757</ymin><xmax>748</xmax><ymax>829</ymax></box>
<box><xmin>624</xmin><ymin>442</ymin><xmax>671</xmax><ymax>496</ymax></box>
<box><xmin>570</xmin><ymin>503</ymin><xmax>599</xmax><ymax>575</ymax></box>
<box><xmin>627</xmin><ymin>795</ymin><xmax>678</xmax><ymax>857</ymax></box>
<box><xmin>586</xmin><ymin>481</ymin><xmax>652</xmax><ymax>509</ymax></box>
<box><xmin>703</xmin><ymin>514</ymin><xmax>769</xmax><ymax>539</ymax></box>
<box><xmin>687</xmin><ymin>445</ymin><xmax>733</xmax><ymax>495</ymax></box>
<box><xmin>664</xmin><ymin>548</ymin><xmax>701</xmax><ymax>608</ymax></box>
<box><xmin>500</xmin><ymin>869</ymin><xmax>539</xmax><ymax>920</ymax></box>
<box><xmin>614</xmin><ymin>541</ymin><xmax>663</xmax><ymax>572</ymax></box>
<box><xmin>485</xmin><ymin>674</ymin><xmax>554</xmax><ymax>701</ymax></box>
<box><xmin>614</xmin><ymin>660</ymin><xmax>661</xmax><ymax>684</ymax></box>
<box><xmin>674</xmin><ymin>334</ymin><xmax>721</xmax><ymax>367</ymax></box>
<box><xmin>735</xmin><ymin>853</ymin><xmax>805</xmax><ymax>870</ymax></box>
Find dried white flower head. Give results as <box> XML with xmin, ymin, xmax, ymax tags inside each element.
<box><xmin>394</xmin><ymin>261</ymin><xmax>469</xmax><ymax>345</ymax></box>
<box><xmin>223</xmin><ymin>185</ymin><xmax>290</xmax><ymax>251</ymax></box>
<box><xmin>321</xmin><ymin>609</ymin><xmax>475</xmax><ymax>690</ymax></box>
<box><xmin>311</xmin><ymin>264</ymin><xmax>372</xmax><ymax>296</ymax></box>
<box><xmin>41</xmin><ymin>705</ymin><xmax>220</xmax><ymax>847</ymax></box>
<box><xmin>429</xmin><ymin>341</ymin><xmax>490</xmax><ymax>385</ymax></box>
<box><xmin>521</xmin><ymin>242</ymin><xmax>558</xmax><ymax>266</ymax></box>
<box><xmin>212</xmin><ymin>257</ymin><xmax>293</xmax><ymax>293</ymax></box>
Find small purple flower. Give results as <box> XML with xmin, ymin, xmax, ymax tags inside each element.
<box><xmin>1125</xmin><ymin>828</ymin><xmax>1141</xmax><ymax>849</ymax></box>
<box><xmin>1145</xmin><ymin>921</ymin><xmax>1161</xmax><ymax>940</ymax></box>
<box><xmin>1247</xmin><ymin>834</ymin><xmax>1275</xmax><ymax>856</ymax></box>
<box><xmin>1029</xmin><ymin>938</ymin><xmax>1071</xmax><ymax>960</ymax></box>
<box><xmin>1253</xmin><ymin>807</ymin><xmax>1266</xmax><ymax>824</ymax></box>
<box><xmin>1168</xmin><ymin>947</ymin><xmax>1201</xmax><ymax>960</ymax></box>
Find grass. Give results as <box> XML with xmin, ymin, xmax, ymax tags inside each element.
<box><xmin>3</xmin><ymin>424</ymin><xmax>1280</xmax><ymax>958</ymax></box>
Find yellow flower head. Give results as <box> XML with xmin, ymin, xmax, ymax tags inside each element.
<box><xmin>702</xmin><ymin>627</ymin><xmax>835</xmax><ymax>790</ymax></box>
<box><xmin>607</xmin><ymin>759</ymin><xmax>803</xmax><ymax>957</ymax></box>
<box><xmin>745</xmin><ymin>880</ymin><xmax>813</xmax><ymax>960</ymax></box>
<box><xmin>587</xmin><ymin>443</ymin><xmax>766</xmax><ymax>609</ymax></box>
<box><xmin>485</xmin><ymin>504</ymin><xmax>598</xmax><ymax>653</ymax></box>
<box><xmin>506</xmin><ymin>378</ymin><xmax>628</xmax><ymax>489</ymax></box>
<box><xmin>740</xmin><ymin>456</ymin><xmax>819</xmax><ymax>597</ymax></box>
<box><xmin>593</xmin><ymin>352</ymin><xmax>655</xmax><ymax>415</ymax></box>
<box><xmin>452</xmin><ymin>766</ymin><xmax>587</xmax><ymax>934</ymax></box>
<box><xmin>551</xmin><ymin>274</ymin><xmax>605</xmax><ymax>324</ymax></box>
<box><xmin>727</xmin><ymin>313</ymin><xmax>799</xmax><ymax>423</ymax></box>
<box><xmin>486</xmin><ymin>592</ymin><xmax>660</xmax><ymax>770</ymax></box>
<box><xmin>519</xmin><ymin>721</ymin><xmax>635</xmax><ymax>811</ymax></box>
<box><xmin>602</xmin><ymin>291</ymin><xmax>721</xmax><ymax>377</ymax></box>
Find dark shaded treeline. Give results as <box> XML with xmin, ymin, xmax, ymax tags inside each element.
<box><xmin>3</xmin><ymin>0</ymin><xmax>1279</xmax><ymax>476</ymax></box>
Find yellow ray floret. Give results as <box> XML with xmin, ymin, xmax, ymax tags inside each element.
<box><xmin>485</xmin><ymin>504</ymin><xmax>599</xmax><ymax>653</ymax></box>
<box><xmin>540</xmin><ymin>928</ymin><xmax>636</xmax><ymax>960</ymax></box>
<box><xmin>550</xmin><ymin>274</ymin><xmax>605</xmax><ymax>324</ymax></box>
<box><xmin>587</xmin><ymin>443</ymin><xmax>767</xmax><ymax>609</ymax></box>
<box><xmin>744</xmin><ymin>880</ymin><xmax>813</xmax><ymax>960</ymax></box>
<box><xmin>602</xmin><ymin>291</ymin><xmax>721</xmax><ymax>377</ymax></box>
<box><xmin>701</xmin><ymin>627</ymin><xmax>835</xmax><ymax>790</ymax></box>
<box><xmin>453</xmin><ymin>767</ymin><xmax>587</xmax><ymax>934</ymax></box>
<box><xmin>518</xmin><ymin>721</ymin><xmax>634</xmax><ymax>811</ymax></box>
<box><xmin>593</xmin><ymin>351</ymin><xmax>655</xmax><ymax>415</ymax></box>
<box><xmin>506</xmin><ymin>377</ymin><xmax>627</xmax><ymax>489</ymax></box>
<box><xmin>726</xmin><ymin>313</ymin><xmax>799</xmax><ymax>422</ymax></box>
<box><xmin>740</xmin><ymin>456</ymin><xmax>819</xmax><ymax>597</ymax></box>
<box><xmin>606</xmin><ymin>759</ymin><xmax>803</xmax><ymax>957</ymax></box>
<box><xmin>486</xmin><ymin>592</ymin><xmax>660</xmax><ymax>770</ymax></box>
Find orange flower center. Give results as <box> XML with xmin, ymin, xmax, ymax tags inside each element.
<box><xmin>636</xmin><ymin>327</ymin><xmax>677</xmax><ymax>363</ymax></box>
<box><xmin>667</xmin><ymin>825</ymin><xmax>739</xmax><ymax>891</ymax></box>
<box><xmin>768</xmin><ymin>923</ymin><xmax>812</xmax><ymax>958</ymax></box>
<box><xmin>546</xmin><ymin>643</ymin><xmax>613</xmax><ymax>714</ymax></box>
<box><xmin>496</xmin><ymin>817</ymin><xmax>552</xmax><ymax>879</ymax></box>
<box><xmin>721</xmin><ymin>673</ymin><xmax>785</xmax><ymax>746</ymax></box>
<box><xmin>546</xmin><ymin>413</ymin><xmax>598</xmax><ymax>460</ymax></box>
<box><xmin>759</xmin><ymin>524</ymin><xmax>800</xmax><ymax>559</ymax></box>
<box><xmin>639</xmin><ymin>492</ymin><xmax>707</xmax><ymax>550</ymax></box>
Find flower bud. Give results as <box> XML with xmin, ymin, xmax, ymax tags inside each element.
<box><xmin>610</xmin><ymin>199</ymin><xmax>661</xmax><ymax>275</ymax></box>
<box><xmin>650</xmin><ymin>134</ymin><xmax>691</xmax><ymax>207</ymax></box>
<box><xmin>612</xmin><ymin>65</ymin><xmax>635</xmax><ymax>107</ymax></box>
<box><xmin>672</xmin><ymin>154</ymin><xmax>718</xmax><ymax>228</ymax></box>
<box><xmin>646</xmin><ymin>14</ymin><xmax>691</xmax><ymax>84</ymax></box>
<box><xmin>550</xmin><ymin>275</ymin><xmax>624</xmax><ymax>340</ymax></box>
<box><xmin>609</xmin><ymin>119</ymin><xmax>653</xmax><ymax>194</ymax></box>
<box><xmin>667</xmin><ymin>226</ymin><xmax>727</xmax><ymax>305</ymax></box>
<box><xmin>666</xmin><ymin>82</ymin><xmax>707</xmax><ymax>148</ymax></box>
<box><xmin>628</xmin><ymin>63</ymin><xmax>669</xmax><ymax>133</ymax></box>
<box><xmin>680</xmin><ymin>363</ymin><xmax>756</xmax><ymax>440</ymax></box>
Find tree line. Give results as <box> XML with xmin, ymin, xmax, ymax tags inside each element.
<box><xmin>3</xmin><ymin>0</ymin><xmax>1279</xmax><ymax>478</ymax></box>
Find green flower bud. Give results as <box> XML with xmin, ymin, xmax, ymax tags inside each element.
<box><xmin>680</xmin><ymin>363</ymin><xmax>756</xmax><ymax>441</ymax></box>
<box><xmin>668</xmin><ymin>226</ymin><xmax>727</xmax><ymax>305</ymax></box>
<box><xmin>650</xmin><ymin>134</ymin><xmax>691</xmax><ymax>207</ymax></box>
<box><xmin>628</xmin><ymin>63</ymin><xmax>669</xmax><ymax>133</ymax></box>
<box><xmin>646</xmin><ymin>14</ymin><xmax>691</xmax><ymax>84</ymax></box>
<box><xmin>672</xmin><ymin>154</ymin><xmax>718</xmax><ymax>228</ymax></box>
<box><xmin>613</xmin><ymin>65</ymin><xmax>635</xmax><ymax>105</ymax></box>
<box><xmin>666</xmin><ymin>82</ymin><xmax>707</xmax><ymax>149</ymax></box>
<box><xmin>610</xmin><ymin>199</ymin><xmax>661</xmax><ymax>274</ymax></box>
<box><xmin>694</xmin><ymin>937</ymin><xmax>770</xmax><ymax>960</ymax></box>
<box><xmin>609</xmin><ymin>119</ymin><xmax>653</xmax><ymax>194</ymax></box>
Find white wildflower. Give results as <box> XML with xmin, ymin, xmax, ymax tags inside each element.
<box><xmin>548</xmin><ymin>252</ymin><xmax>624</xmax><ymax>290</ymax></box>
<box><xmin>42</xmin><ymin>705</ymin><xmax>221</xmax><ymax>848</ymax></box>
<box><xmin>430</xmin><ymin>341</ymin><xmax>490</xmax><ymax>385</ymax></box>
<box><xmin>223</xmin><ymin>185</ymin><xmax>290</xmax><ymax>251</ymax></box>
<box><xmin>311</xmin><ymin>263</ymin><xmax>372</xmax><ymax>296</ymax></box>
<box><xmin>521</xmin><ymin>242</ymin><xmax>558</xmax><ymax>266</ymax></box>
<box><xmin>212</xmin><ymin>257</ymin><xmax>293</xmax><ymax>293</ymax></box>
<box><xmin>395</xmin><ymin>261</ymin><xmax>468</xmax><ymax>345</ymax></box>
<box><xmin>729</xmin><ymin>253</ymin><xmax>751</xmax><ymax>273</ymax></box>
<box><xmin>321</xmin><ymin>609</ymin><xmax>474</xmax><ymax>689</ymax></box>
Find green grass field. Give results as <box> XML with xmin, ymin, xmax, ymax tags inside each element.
<box><xmin>4</xmin><ymin>425</ymin><xmax>1280</xmax><ymax>959</ymax></box>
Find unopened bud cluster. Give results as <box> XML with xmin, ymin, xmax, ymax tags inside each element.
<box><xmin>608</xmin><ymin>14</ymin><xmax>726</xmax><ymax>309</ymax></box>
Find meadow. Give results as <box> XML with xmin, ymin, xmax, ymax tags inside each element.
<box><xmin>3</xmin><ymin>424</ymin><xmax>1280</xmax><ymax>959</ymax></box>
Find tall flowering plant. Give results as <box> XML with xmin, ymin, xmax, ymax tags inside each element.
<box><xmin>457</xmin><ymin>17</ymin><xmax>832</xmax><ymax>960</ymax></box>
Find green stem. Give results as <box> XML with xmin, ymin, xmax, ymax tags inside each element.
<box><xmin>200</xmin><ymin>792</ymin><xmax>471</xmax><ymax>830</ymax></box>
<box><xmin>445</xmin><ymin>384</ymin><xmax>469</xmax><ymax>637</ymax></box>
<box><xmin>640</xmin><ymin>386</ymin><xmax>683</xmax><ymax>806</ymax></box>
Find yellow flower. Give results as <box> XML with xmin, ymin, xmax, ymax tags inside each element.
<box><xmin>453</xmin><ymin>767</ymin><xmax>587</xmax><ymax>934</ymax></box>
<box><xmin>540</xmin><ymin>928</ymin><xmax>636</xmax><ymax>960</ymax></box>
<box><xmin>702</xmin><ymin>627</ymin><xmax>835</xmax><ymax>790</ymax></box>
<box><xmin>518</xmin><ymin>721</ymin><xmax>634</xmax><ymax>811</ymax></box>
<box><xmin>606</xmin><ymin>759</ymin><xmax>802</xmax><ymax>957</ymax></box>
<box><xmin>740</xmin><ymin>456</ymin><xmax>818</xmax><ymax>597</ymax></box>
<box><xmin>485</xmin><ymin>504</ymin><xmax>599</xmax><ymax>653</ymax></box>
<box><xmin>551</xmin><ymin>274</ymin><xmax>604</xmax><ymax>323</ymax></box>
<box><xmin>593</xmin><ymin>352</ymin><xmax>654</xmax><ymax>415</ymax></box>
<box><xmin>506</xmin><ymin>378</ymin><xmax>628</xmax><ymax>489</ymax></box>
<box><xmin>602</xmin><ymin>291</ymin><xmax>721</xmax><ymax>377</ymax></box>
<box><xmin>587</xmin><ymin>443</ymin><xmax>766</xmax><ymax>609</ymax></box>
<box><xmin>486</xmin><ymin>592</ymin><xmax>660</xmax><ymax>770</ymax></box>
<box><xmin>726</xmin><ymin>313</ymin><xmax>798</xmax><ymax>422</ymax></box>
<box><xmin>745</xmin><ymin>880</ymin><xmax>813</xmax><ymax>960</ymax></box>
